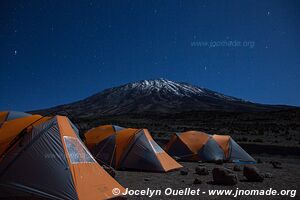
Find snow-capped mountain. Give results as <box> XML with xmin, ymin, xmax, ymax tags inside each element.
<box><xmin>33</xmin><ymin>78</ymin><xmax>292</xmax><ymax>116</ymax></box>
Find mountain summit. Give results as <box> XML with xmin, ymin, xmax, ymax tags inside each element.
<box><xmin>117</xmin><ymin>78</ymin><xmax>241</xmax><ymax>100</ymax></box>
<box><xmin>33</xmin><ymin>78</ymin><xmax>292</xmax><ymax>116</ymax></box>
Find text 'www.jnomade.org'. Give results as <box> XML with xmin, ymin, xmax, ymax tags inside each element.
<box><xmin>112</xmin><ymin>187</ymin><xmax>297</xmax><ymax>198</ymax></box>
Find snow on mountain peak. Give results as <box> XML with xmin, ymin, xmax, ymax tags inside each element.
<box><xmin>125</xmin><ymin>78</ymin><xmax>205</xmax><ymax>97</ymax></box>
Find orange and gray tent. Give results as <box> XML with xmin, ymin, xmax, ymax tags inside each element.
<box><xmin>0</xmin><ymin>115</ymin><xmax>125</xmax><ymax>200</ymax></box>
<box><xmin>85</xmin><ymin>125</ymin><xmax>183</xmax><ymax>172</ymax></box>
<box><xmin>165</xmin><ymin>131</ymin><xmax>256</xmax><ymax>164</ymax></box>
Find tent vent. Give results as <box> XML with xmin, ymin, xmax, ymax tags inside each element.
<box><xmin>149</xmin><ymin>140</ymin><xmax>164</xmax><ymax>153</ymax></box>
<box><xmin>64</xmin><ymin>136</ymin><xmax>96</xmax><ymax>164</ymax></box>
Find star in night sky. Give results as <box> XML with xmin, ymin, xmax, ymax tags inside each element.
<box><xmin>0</xmin><ymin>0</ymin><xmax>299</xmax><ymax>111</ymax></box>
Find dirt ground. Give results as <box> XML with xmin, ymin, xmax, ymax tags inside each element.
<box><xmin>114</xmin><ymin>155</ymin><xmax>299</xmax><ymax>200</ymax></box>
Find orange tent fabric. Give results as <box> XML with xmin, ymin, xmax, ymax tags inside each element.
<box><xmin>85</xmin><ymin>125</ymin><xmax>182</xmax><ymax>172</ymax></box>
<box><xmin>177</xmin><ymin>131</ymin><xmax>210</xmax><ymax>154</ymax></box>
<box><xmin>212</xmin><ymin>134</ymin><xmax>231</xmax><ymax>157</ymax></box>
<box><xmin>85</xmin><ymin>125</ymin><xmax>123</xmax><ymax>150</ymax></box>
<box><xmin>165</xmin><ymin>131</ymin><xmax>213</xmax><ymax>161</ymax></box>
<box><xmin>0</xmin><ymin>111</ymin><xmax>32</xmax><ymax>125</ymax></box>
<box><xmin>115</xmin><ymin>128</ymin><xmax>138</xmax><ymax>167</ymax></box>
<box><xmin>0</xmin><ymin>112</ymin><xmax>8</xmax><ymax>125</ymax></box>
<box><xmin>0</xmin><ymin>112</ymin><xmax>48</xmax><ymax>157</ymax></box>
<box><xmin>0</xmin><ymin>116</ymin><xmax>125</xmax><ymax>200</ymax></box>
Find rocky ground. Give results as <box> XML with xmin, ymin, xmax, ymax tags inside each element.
<box><xmin>76</xmin><ymin>109</ymin><xmax>300</xmax><ymax>148</ymax></box>
<box><xmin>114</xmin><ymin>155</ymin><xmax>299</xmax><ymax>200</ymax></box>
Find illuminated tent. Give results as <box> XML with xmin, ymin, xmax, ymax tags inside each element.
<box><xmin>85</xmin><ymin>125</ymin><xmax>183</xmax><ymax>172</ymax></box>
<box><xmin>165</xmin><ymin>131</ymin><xmax>255</xmax><ymax>163</ymax></box>
<box><xmin>0</xmin><ymin>115</ymin><xmax>125</xmax><ymax>200</ymax></box>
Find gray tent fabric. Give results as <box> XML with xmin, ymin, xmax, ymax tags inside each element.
<box><xmin>0</xmin><ymin>117</ymin><xmax>78</xmax><ymax>200</ymax></box>
<box><xmin>166</xmin><ymin>136</ymin><xmax>192</xmax><ymax>159</ymax></box>
<box><xmin>6</xmin><ymin>111</ymin><xmax>31</xmax><ymax>121</ymax></box>
<box><xmin>67</xmin><ymin>118</ymin><xmax>80</xmax><ymax>136</ymax></box>
<box><xmin>229</xmin><ymin>138</ymin><xmax>256</xmax><ymax>163</ymax></box>
<box><xmin>149</xmin><ymin>140</ymin><xmax>164</xmax><ymax>153</ymax></box>
<box><xmin>112</xmin><ymin>125</ymin><xmax>124</xmax><ymax>132</ymax></box>
<box><xmin>198</xmin><ymin>138</ymin><xmax>225</xmax><ymax>161</ymax></box>
<box><xmin>120</xmin><ymin>131</ymin><xmax>164</xmax><ymax>171</ymax></box>
<box><xmin>92</xmin><ymin>134</ymin><xmax>116</xmax><ymax>166</ymax></box>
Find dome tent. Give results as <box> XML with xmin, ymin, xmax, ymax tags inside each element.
<box><xmin>165</xmin><ymin>131</ymin><xmax>256</xmax><ymax>163</ymax></box>
<box><xmin>85</xmin><ymin>125</ymin><xmax>183</xmax><ymax>172</ymax></box>
<box><xmin>0</xmin><ymin>115</ymin><xmax>125</xmax><ymax>200</ymax></box>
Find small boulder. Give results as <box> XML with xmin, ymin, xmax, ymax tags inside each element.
<box><xmin>264</xmin><ymin>173</ymin><xmax>272</xmax><ymax>178</ymax></box>
<box><xmin>212</xmin><ymin>167</ymin><xmax>238</xmax><ymax>185</ymax></box>
<box><xmin>243</xmin><ymin>165</ymin><xmax>264</xmax><ymax>182</ymax></box>
<box><xmin>195</xmin><ymin>166</ymin><xmax>209</xmax><ymax>175</ymax></box>
<box><xmin>270</xmin><ymin>161</ymin><xmax>282</xmax><ymax>169</ymax></box>
<box><xmin>144</xmin><ymin>178</ymin><xmax>151</xmax><ymax>181</ymax></box>
<box><xmin>233</xmin><ymin>165</ymin><xmax>243</xmax><ymax>171</ymax></box>
<box><xmin>180</xmin><ymin>169</ymin><xmax>189</xmax><ymax>175</ymax></box>
<box><xmin>193</xmin><ymin>178</ymin><xmax>202</xmax><ymax>184</ymax></box>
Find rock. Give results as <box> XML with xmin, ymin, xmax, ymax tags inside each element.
<box><xmin>233</xmin><ymin>165</ymin><xmax>243</xmax><ymax>171</ymax></box>
<box><xmin>180</xmin><ymin>169</ymin><xmax>189</xmax><ymax>175</ymax></box>
<box><xmin>144</xmin><ymin>178</ymin><xmax>151</xmax><ymax>181</ymax></box>
<box><xmin>193</xmin><ymin>178</ymin><xmax>202</xmax><ymax>184</ymax></box>
<box><xmin>257</xmin><ymin>158</ymin><xmax>263</xmax><ymax>163</ymax></box>
<box><xmin>102</xmin><ymin>165</ymin><xmax>116</xmax><ymax>178</ymax></box>
<box><xmin>270</xmin><ymin>161</ymin><xmax>282</xmax><ymax>169</ymax></box>
<box><xmin>195</xmin><ymin>166</ymin><xmax>209</xmax><ymax>175</ymax></box>
<box><xmin>264</xmin><ymin>173</ymin><xmax>272</xmax><ymax>178</ymax></box>
<box><xmin>212</xmin><ymin>167</ymin><xmax>238</xmax><ymax>185</ymax></box>
<box><xmin>243</xmin><ymin>165</ymin><xmax>264</xmax><ymax>182</ymax></box>
<box><xmin>215</xmin><ymin>159</ymin><xmax>223</xmax><ymax>165</ymax></box>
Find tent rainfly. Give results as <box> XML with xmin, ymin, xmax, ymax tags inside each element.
<box><xmin>165</xmin><ymin>131</ymin><xmax>256</xmax><ymax>163</ymax></box>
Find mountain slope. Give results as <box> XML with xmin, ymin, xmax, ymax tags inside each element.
<box><xmin>32</xmin><ymin>78</ymin><xmax>293</xmax><ymax>117</ymax></box>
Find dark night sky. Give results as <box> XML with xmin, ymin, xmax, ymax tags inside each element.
<box><xmin>0</xmin><ymin>0</ymin><xmax>299</xmax><ymax>111</ymax></box>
